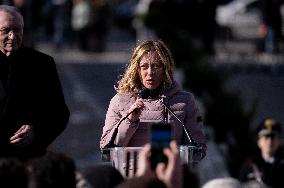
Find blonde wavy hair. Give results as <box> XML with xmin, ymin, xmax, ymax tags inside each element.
<box><xmin>117</xmin><ymin>40</ymin><xmax>175</xmax><ymax>94</ymax></box>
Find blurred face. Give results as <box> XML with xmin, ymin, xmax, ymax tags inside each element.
<box><xmin>0</xmin><ymin>10</ymin><xmax>23</xmax><ymax>57</ymax></box>
<box><xmin>139</xmin><ymin>51</ymin><xmax>164</xmax><ymax>90</ymax></box>
<box><xmin>257</xmin><ymin>134</ymin><xmax>281</xmax><ymax>157</ymax></box>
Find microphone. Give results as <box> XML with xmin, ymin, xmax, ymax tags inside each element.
<box><xmin>140</xmin><ymin>87</ymin><xmax>160</xmax><ymax>99</ymax></box>
<box><xmin>101</xmin><ymin>106</ymin><xmax>138</xmax><ymax>161</ymax></box>
<box><xmin>141</xmin><ymin>88</ymin><xmax>197</xmax><ymax>145</ymax></box>
<box><xmin>160</xmin><ymin>100</ymin><xmax>197</xmax><ymax>145</ymax></box>
<box><xmin>104</xmin><ymin>108</ymin><xmax>137</xmax><ymax>149</ymax></box>
<box><xmin>103</xmin><ymin>88</ymin><xmax>156</xmax><ymax>157</ymax></box>
<box><xmin>104</xmin><ymin>88</ymin><xmax>151</xmax><ymax>150</ymax></box>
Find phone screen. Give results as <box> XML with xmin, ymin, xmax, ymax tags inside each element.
<box><xmin>150</xmin><ymin>123</ymin><xmax>172</xmax><ymax>169</ymax></box>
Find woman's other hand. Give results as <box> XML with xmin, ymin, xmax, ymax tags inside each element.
<box><xmin>127</xmin><ymin>97</ymin><xmax>144</xmax><ymax>122</ymax></box>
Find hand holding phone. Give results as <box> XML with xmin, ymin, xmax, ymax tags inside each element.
<box><xmin>137</xmin><ymin>140</ymin><xmax>182</xmax><ymax>188</ymax></box>
<box><xmin>150</xmin><ymin>123</ymin><xmax>172</xmax><ymax>169</ymax></box>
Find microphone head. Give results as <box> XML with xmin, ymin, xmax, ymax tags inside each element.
<box><xmin>141</xmin><ymin>88</ymin><xmax>150</xmax><ymax>99</ymax></box>
<box><xmin>140</xmin><ymin>88</ymin><xmax>160</xmax><ymax>99</ymax></box>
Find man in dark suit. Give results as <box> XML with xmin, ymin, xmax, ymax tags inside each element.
<box><xmin>0</xmin><ymin>5</ymin><xmax>70</xmax><ymax>160</ymax></box>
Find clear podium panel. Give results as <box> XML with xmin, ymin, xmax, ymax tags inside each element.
<box><xmin>107</xmin><ymin>145</ymin><xmax>203</xmax><ymax>178</ymax></box>
<box><xmin>111</xmin><ymin>147</ymin><xmax>142</xmax><ymax>178</ymax></box>
<box><xmin>179</xmin><ymin>145</ymin><xmax>204</xmax><ymax>164</ymax></box>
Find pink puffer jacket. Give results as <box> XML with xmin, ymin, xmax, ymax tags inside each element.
<box><xmin>100</xmin><ymin>81</ymin><xmax>206</xmax><ymax>150</ymax></box>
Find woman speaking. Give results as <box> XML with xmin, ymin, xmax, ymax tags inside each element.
<box><xmin>100</xmin><ymin>40</ymin><xmax>206</xmax><ymax>155</ymax></box>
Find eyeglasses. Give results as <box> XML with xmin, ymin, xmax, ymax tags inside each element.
<box><xmin>0</xmin><ymin>27</ymin><xmax>23</xmax><ymax>35</ymax></box>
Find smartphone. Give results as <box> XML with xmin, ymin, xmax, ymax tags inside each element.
<box><xmin>150</xmin><ymin>123</ymin><xmax>172</xmax><ymax>169</ymax></box>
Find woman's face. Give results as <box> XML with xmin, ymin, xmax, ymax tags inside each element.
<box><xmin>139</xmin><ymin>51</ymin><xmax>164</xmax><ymax>90</ymax></box>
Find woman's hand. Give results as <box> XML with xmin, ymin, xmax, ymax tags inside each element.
<box><xmin>127</xmin><ymin>97</ymin><xmax>144</xmax><ymax>122</ymax></box>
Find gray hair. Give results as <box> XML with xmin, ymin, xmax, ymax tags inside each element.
<box><xmin>0</xmin><ymin>5</ymin><xmax>24</xmax><ymax>27</ymax></box>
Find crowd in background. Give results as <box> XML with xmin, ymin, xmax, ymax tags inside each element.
<box><xmin>0</xmin><ymin>0</ymin><xmax>283</xmax><ymax>54</ymax></box>
<box><xmin>1</xmin><ymin>119</ymin><xmax>283</xmax><ymax>188</ymax></box>
<box><xmin>1</xmin><ymin>118</ymin><xmax>283</xmax><ymax>188</ymax></box>
<box><xmin>0</xmin><ymin>0</ymin><xmax>110</xmax><ymax>51</ymax></box>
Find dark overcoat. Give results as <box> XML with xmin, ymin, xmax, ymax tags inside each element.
<box><xmin>0</xmin><ymin>46</ymin><xmax>70</xmax><ymax>160</ymax></box>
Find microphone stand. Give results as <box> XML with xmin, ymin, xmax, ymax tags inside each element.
<box><xmin>140</xmin><ymin>87</ymin><xmax>197</xmax><ymax>145</ymax></box>
<box><xmin>160</xmin><ymin>100</ymin><xmax>197</xmax><ymax>146</ymax></box>
<box><xmin>161</xmin><ymin>99</ymin><xmax>207</xmax><ymax>162</ymax></box>
<box><xmin>102</xmin><ymin>109</ymin><xmax>136</xmax><ymax>161</ymax></box>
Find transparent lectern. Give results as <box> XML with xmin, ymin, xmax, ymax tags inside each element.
<box><xmin>102</xmin><ymin>144</ymin><xmax>204</xmax><ymax>178</ymax></box>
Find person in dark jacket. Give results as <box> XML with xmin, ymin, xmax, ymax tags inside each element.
<box><xmin>259</xmin><ymin>0</ymin><xmax>283</xmax><ymax>53</ymax></box>
<box><xmin>239</xmin><ymin>118</ymin><xmax>284</xmax><ymax>188</ymax></box>
<box><xmin>0</xmin><ymin>5</ymin><xmax>69</xmax><ymax>160</ymax></box>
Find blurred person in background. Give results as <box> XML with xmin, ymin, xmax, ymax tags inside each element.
<box><xmin>199</xmin><ymin>0</ymin><xmax>218</xmax><ymax>55</ymax></box>
<box><xmin>71</xmin><ymin>0</ymin><xmax>94</xmax><ymax>51</ymax></box>
<box><xmin>100</xmin><ymin>40</ymin><xmax>206</xmax><ymax>155</ymax></box>
<box><xmin>89</xmin><ymin>0</ymin><xmax>110</xmax><ymax>52</ymax></box>
<box><xmin>27</xmin><ymin>151</ymin><xmax>76</xmax><ymax>188</ymax></box>
<box><xmin>0</xmin><ymin>5</ymin><xmax>69</xmax><ymax>160</ymax></box>
<box><xmin>239</xmin><ymin>118</ymin><xmax>284</xmax><ymax>188</ymax></box>
<box><xmin>0</xmin><ymin>157</ymin><xmax>28</xmax><ymax>188</ymax></box>
<box><xmin>80</xmin><ymin>164</ymin><xmax>124</xmax><ymax>188</ymax></box>
<box><xmin>52</xmin><ymin>0</ymin><xmax>72</xmax><ymax>49</ymax></box>
<box><xmin>259</xmin><ymin>0</ymin><xmax>283</xmax><ymax>53</ymax></box>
